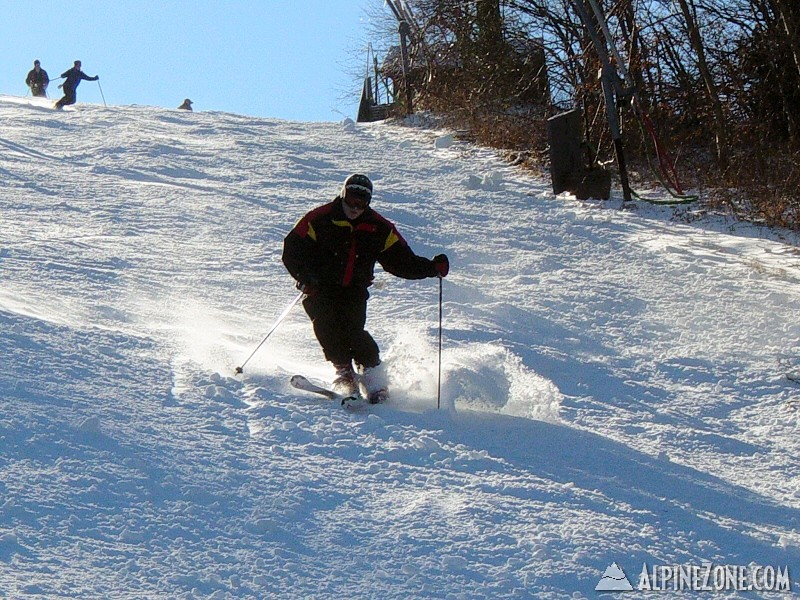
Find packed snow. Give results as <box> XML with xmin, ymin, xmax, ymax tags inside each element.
<box><xmin>1</xmin><ymin>94</ymin><xmax>799</xmax><ymax>598</ymax></box>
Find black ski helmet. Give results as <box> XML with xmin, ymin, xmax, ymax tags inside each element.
<box><xmin>342</xmin><ymin>173</ymin><xmax>373</xmax><ymax>201</ymax></box>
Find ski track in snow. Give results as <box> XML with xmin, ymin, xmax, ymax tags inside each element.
<box><xmin>0</xmin><ymin>94</ymin><xmax>799</xmax><ymax>598</ymax></box>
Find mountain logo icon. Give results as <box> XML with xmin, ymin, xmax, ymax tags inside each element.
<box><xmin>595</xmin><ymin>562</ymin><xmax>634</xmax><ymax>592</ymax></box>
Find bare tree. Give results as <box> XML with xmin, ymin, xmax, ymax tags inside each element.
<box><xmin>378</xmin><ymin>0</ymin><xmax>800</xmax><ymax>225</ymax></box>
<box><xmin>675</xmin><ymin>0</ymin><xmax>729</xmax><ymax>167</ymax></box>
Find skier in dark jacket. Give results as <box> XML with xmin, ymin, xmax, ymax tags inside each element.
<box><xmin>54</xmin><ymin>60</ymin><xmax>99</xmax><ymax>109</ymax></box>
<box><xmin>25</xmin><ymin>60</ymin><xmax>49</xmax><ymax>97</ymax></box>
<box><xmin>282</xmin><ymin>173</ymin><xmax>449</xmax><ymax>402</ymax></box>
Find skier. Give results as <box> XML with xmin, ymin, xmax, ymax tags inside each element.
<box><xmin>282</xmin><ymin>173</ymin><xmax>449</xmax><ymax>402</ymax></box>
<box><xmin>178</xmin><ymin>98</ymin><xmax>193</xmax><ymax>111</ymax></box>
<box><xmin>54</xmin><ymin>60</ymin><xmax>99</xmax><ymax>110</ymax></box>
<box><xmin>25</xmin><ymin>59</ymin><xmax>49</xmax><ymax>97</ymax></box>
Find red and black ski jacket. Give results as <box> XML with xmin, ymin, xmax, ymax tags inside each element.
<box><xmin>282</xmin><ymin>197</ymin><xmax>438</xmax><ymax>291</ymax></box>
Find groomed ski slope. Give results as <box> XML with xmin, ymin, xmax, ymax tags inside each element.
<box><xmin>0</xmin><ymin>94</ymin><xmax>799</xmax><ymax>598</ymax></box>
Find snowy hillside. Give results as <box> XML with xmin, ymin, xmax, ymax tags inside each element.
<box><xmin>1</xmin><ymin>94</ymin><xmax>799</xmax><ymax>599</ymax></box>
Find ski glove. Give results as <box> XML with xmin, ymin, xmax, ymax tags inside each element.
<box><xmin>296</xmin><ymin>275</ymin><xmax>319</xmax><ymax>297</ymax></box>
<box><xmin>432</xmin><ymin>254</ymin><xmax>449</xmax><ymax>278</ymax></box>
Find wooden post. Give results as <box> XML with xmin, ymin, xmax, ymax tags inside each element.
<box><xmin>548</xmin><ymin>108</ymin><xmax>612</xmax><ymax>200</ymax></box>
<box><xmin>356</xmin><ymin>77</ymin><xmax>373</xmax><ymax>123</ymax></box>
<box><xmin>373</xmin><ymin>55</ymin><xmax>380</xmax><ymax>104</ymax></box>
<box><xmin>548</xmin><ymin>109</ymin><xmax>583</xmax><ymax>195</ymax></box>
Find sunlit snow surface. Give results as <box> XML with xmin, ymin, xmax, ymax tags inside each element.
<box><xmin>1</xmin><ymin>95</ymin><xmax>799</xmax><ymax>598</ymax></box>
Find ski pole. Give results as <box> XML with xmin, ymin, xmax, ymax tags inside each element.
<box><xmin>437</xmin><ymin>275</ymin><xmax>443</xmax><ymax>410</ymax></box>
<box><xmin>235</xmin><ymin>290</ymin><xmax>304</xmax><ymax>375</ymax></box>
<box><xmin>96</xmin><ymin>80</ymin><xmax>107</xmax><ymax>107</ymax></box>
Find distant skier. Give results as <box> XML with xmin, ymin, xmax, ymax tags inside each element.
<box><xmin>178</xmin><ymin>98</ymin><xmax>193</xmax><ymax>111</ymax></box>
<box><xmin>54</xmin><ymin>60</ymin><xmax>99</xmax><ymax>110</ymax></box>
<box><xmin>25</xmin><ymin>59</ymin><xmax>49</xmax><ymax>97</ymax></box>
<box><xmin>282</xmin><ymin>173</ymin><xmax>449</xmax><ymax>402</ymax></box>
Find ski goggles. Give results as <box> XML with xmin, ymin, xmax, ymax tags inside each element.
<box><xmin>343</xmin><ymin>189</ymin><xmax>371</xmax><ymax>210</ymax></box>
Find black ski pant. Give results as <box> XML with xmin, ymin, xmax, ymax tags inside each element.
<box><xmin>302</xmin><ymin>287</ymin><xmax>380</xmax><ymax>369</ymax></box>
<box><xmin>55</xmin><ymin>88</ymin><xmax>77</xmax><ymax>108</ymax></box>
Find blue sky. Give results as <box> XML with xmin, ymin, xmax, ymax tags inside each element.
<box><xmin>3</xmin><ymin>0</ymin><xmax>380</xmax><ymax>121</ymax></box>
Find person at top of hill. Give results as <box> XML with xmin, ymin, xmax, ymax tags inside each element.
<box><xmin>178</xmin><ymin>98</ymin><xmax>193</xmax><ymax>111</ymax></box>
<box><xmin>54</xmin><ymin>60</ymin><xmax>99</xmax><ymax>110</ymax></box>
<box><xmin>282</xmin><ymin>173</ymin><xmax>449</xmax><ymax>403</ymax></box>
<box><xmin>25</xmin><ymin>60</ymin><xmax>49</xmax><ymax>97</ymax></box>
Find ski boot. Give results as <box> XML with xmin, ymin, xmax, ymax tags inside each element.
<box><xmin>361</xmin><ymin>363</ymin><xmax>389</xmax><ymax>404</ymax></box>
<box><xmin>331</xmin><ymin>363</ymin><xmax>358</xmax><ymax>397</ymax></box>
